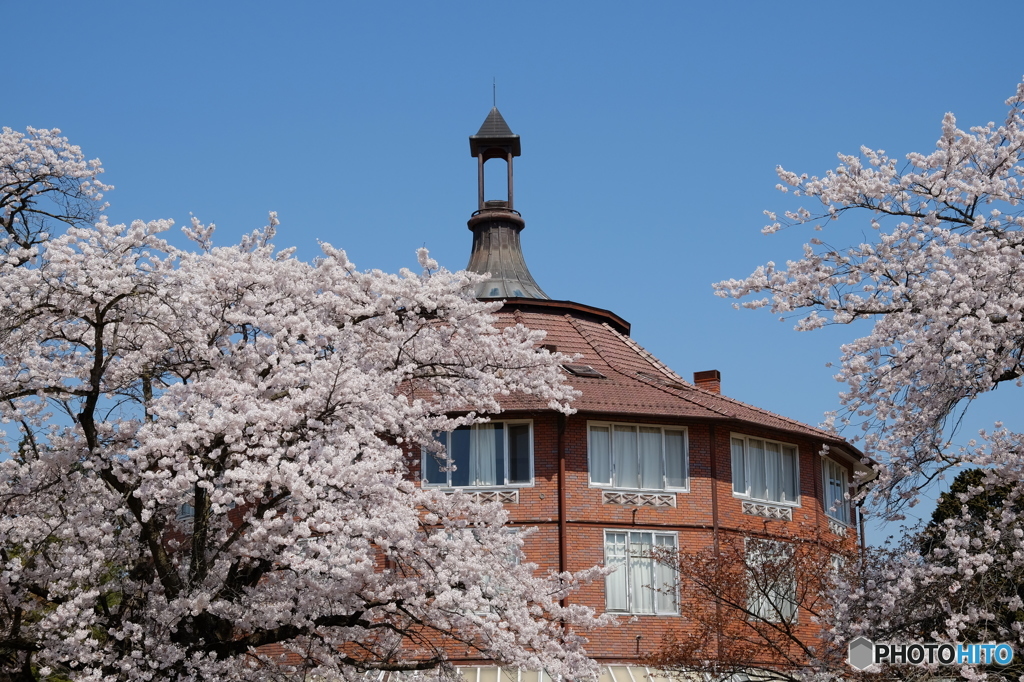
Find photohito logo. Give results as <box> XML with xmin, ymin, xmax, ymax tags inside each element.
<box><xmin>848</xmin><ymin>637</ymin><xmax>1015</xmax><ymax>670</ymax></box>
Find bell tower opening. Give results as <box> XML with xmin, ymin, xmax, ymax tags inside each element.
<box><xmin>464</xmin><ymin>107</ymin><xmax>549</xmax><ymax>300</ymax></box>
<box><xmin>469</xmin><ymin>107</ymin><xmax>521</xmax><ymax>213</ymax></box>
<box><xmin>482</xmin><ymin>156</ymin><xmax>511</xmax><ymax>208</ymax></box>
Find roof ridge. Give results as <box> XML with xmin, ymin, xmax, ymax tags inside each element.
<box><xmin>589</xmin><ymin>321</ymin><xmax>736</xmax><ymax>418</ymax></box>
<box><xmin>602</xmin><ymin>323</ymin><xmax>689</xmax><ymax>384</ymax></box>
<box><xmin>565</xmin><ymin>314</ymin><xmax>612</xmax><ymax>367</ymax></box>
<box><xmin>602</xmin><ymin>323</ymin><xmax>837</xmax><ymax>435</ymax></box>
<box><xmin>506</xmin><ymin>310</ymin><xmax>848</xmax><ymax>448</ymax></box>
<box><xmin>628</xmin><ymin>371</ymin><xmax>739</xmax><ymax>418</ymax></box>
<box><xmin>702</xmin><ymin>390</ymin><xmax>838</xmax><ymax>440</ymax></box>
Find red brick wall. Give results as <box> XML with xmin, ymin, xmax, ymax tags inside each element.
<box><xmin>404</xmin><ymin>409</ymin><xmax>859</xmax><ymax>666</ymax></box>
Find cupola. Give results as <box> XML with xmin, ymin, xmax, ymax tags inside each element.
<box><xmin>465</xmin><ymin>108</ymin><xmax>549</xmax><ymax>300</ymax></box>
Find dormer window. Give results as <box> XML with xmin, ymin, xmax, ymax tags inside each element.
<box><xmin>563</xmin><ymin>364</ymin><xmax>606</xmax><ymax>378</ymax></box>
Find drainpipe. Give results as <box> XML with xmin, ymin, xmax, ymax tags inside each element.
<box><xmin>557</xmin><ymin>413</ymin><xmax>568</xmax><ymax>607</ymax></box>
<box><xmin>709</xmin><ymin>425</ymin><xmax>722</xmax><ymax>662</ymax></box>
<box><xmin>858</xmin><ymin>501</ymin><xmax>867</xmax><ymax>561</ymax></box>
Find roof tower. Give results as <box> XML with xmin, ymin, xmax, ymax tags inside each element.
<box><xmin>465</xmin><ymin>108</ymin><xmax>549</xmax><ymax>300</ymax></box>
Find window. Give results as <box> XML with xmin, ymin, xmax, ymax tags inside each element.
<box><xmin>746</xmin><ymin>539</ymin><xmax>796</xmax><ymax>622</ymax></box>
<box><xmin>604</xmin><ymin>530</ymin><xmax>677</xmax><ymax>614</ymax></box>
<box><xmin>589</xmin><ymin>423</ymin><xmax>688</xmax><ymax>490</ymax></box>
<box><xmin>563</xmin><ymin>363</ymin><xmax>606</xmax><ymax>378</ymax></box>
<box><xmin>822</xmin><ymin>457</ymin><xmax>850</xmax><ymax>524</ymax></box>
<box><xmin>422</xmin><ymin>422</ymin><xmax>532</xmax><ymax>487</ymax></box>
<box><xmin>478</xmin><ymin>529</ymin><xmax>521</xmax><ymax>609</ymax></box>
<box><xmin>176</xmin><ymin>502</ymin><xmax>195</xmax><ymax>521</ymax></box>
<box><xmin>731</xmin><ymin>435</ymin><xmax>799</xmax><ymax>504</ymax></box>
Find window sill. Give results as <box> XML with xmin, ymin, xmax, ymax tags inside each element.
<box><xmin>421</xmin><ymin>483</ymin><xmax>534</xmax><ymax>490</ymax></box>
<box><xmin>732</xmin><ymin>493</ymin><xmax>801</xmax><ymax>508</ymax></box>
<box><xmin>591</xmin><ymin>484</ymin><xmax>689</xmax><ymax>493</ymax></box>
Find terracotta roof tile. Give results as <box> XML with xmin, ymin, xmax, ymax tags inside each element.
<box><xmin>496</xmin><ymin>305</ymin><xmax>854</xmax><ymax>451</ymax></box>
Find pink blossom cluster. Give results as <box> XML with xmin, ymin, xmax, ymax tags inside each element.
<box><xmin>716</xmin><ymin>81</ymin><xmax>1024</xmax><ymax>678</ymax></box>
<box><xmin>0</xmin><ymin>130</ymin><xmax>607</xmax><ymax>681</ymax></box>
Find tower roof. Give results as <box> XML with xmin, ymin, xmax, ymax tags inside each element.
<box><xmin>470</xmin><ymin>107</ymin><xmax>521</xmax><ymax>158</ymax></box>
<box><xmin>475</xmin><ymin>107</ymin><xmax>515</xmax><ymax>137</ymax></box>
<box><xmin>466</xmin><ymin>106</ymin><xmax>544</xmax><ymax>299</ymax></box>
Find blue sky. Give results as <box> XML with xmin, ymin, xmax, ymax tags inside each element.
<box><xmin>7</xmin><ymin>0</ymin><xmax>1024</xmax><ymax>542</ymax></box>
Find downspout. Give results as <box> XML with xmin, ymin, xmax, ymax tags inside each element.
<box><xmin>558</xmin><ymin>413</ymin><xmax>568</xmax><ymax>607</ymax></box>
<box><xmin>709</xmin><ymin>425</ymin><xmax>722</xmax><ymax>662</ymax></box>
<box><xmin>709</xmin><ymin>426</ymin><xmax>721</xmax><ymax>554</ymax></box>
<box><xmin>812</xmin><ymin>448</ymin><xmax>823</xmax><ymax>531</ymax></box>
<box><xmin>858</xmin><ymin>501</ymin><xmax>867</xmax><ymax>561</ymax></box>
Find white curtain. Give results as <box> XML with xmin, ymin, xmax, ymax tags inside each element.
<box><xmin>664</xmin><ymin>430</ymin><xmax>686</xmax><ymax>488</ymax></box>
<box><xmin>747</xmin><ymin>540</ymin><xmax>795</xmax><ymax>622</ymax></box>
<box><xmin>471</xmin><ymin>424</ymin><xmax>498</xmax><ymax>486</ymax></box>
<box><xmin>731</xmin><ymin>438</ymin><xmax>746</xmax><ymax>494</ymax></box>
<box><xmin>746</xmin><ymin>540</ymin><xmax>771</xmax><ymax>619</ymax></box>
<box><xmin>629</xmin><ymin>532</ymin><xmax>654</xmax><ymax>614</ymax></box>
<box><xmin>639</xmin><ymin>427</ymin><xmax>662</xmax><ymax>489</ymax></box>
<box><xmin>614</xmin><ymin>426</ymin><xmax>638</xmax><ymax>489</ymax></box>
<box><xmin>749</xmin><ymin>439</ymin><xmax>766</xmax><ymax>501</ymax></box>
<box><xmin>765</xmin><ymin>441</ymin><xmax>781</xmax><ymax>502</ymax></box>
<box><xmin>655</xmin><ymin>533</ymin><xmax>677</xmax><ymax>613</ymax></box>
<box><xmin>604</xmin><ymin>532</ymin><xmax>628</xmax><ymax>611</ymax></box>
<box><xmin>590</xmin><ymin>426</ymin><xmax>611</xmax><ymax>485</ymax></box>
<box><xmin>824</xmin><ymin>459</ymin><xmax>848</xmax><ymax>522</ymax></box>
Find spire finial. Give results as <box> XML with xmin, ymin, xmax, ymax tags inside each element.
<box><xmin>493</xmin><ymin>78</ymin><xmax>496</xmax><ymax>108</ymax></box>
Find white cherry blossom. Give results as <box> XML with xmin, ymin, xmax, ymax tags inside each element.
<box><xmin>717</xmin><ymin>80</ymin><xmax>1024</xmax><ymax>679</ymax></box>
<box><xmin>0</xmin><ymin>129</ymin><xmax>605</xmax><ymax>681</ymax></box>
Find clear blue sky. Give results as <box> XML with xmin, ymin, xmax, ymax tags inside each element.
<box><xmin>7</xmin><ymin>0</ymin><xmax>1024</xmax><ymax>542</ymax></box>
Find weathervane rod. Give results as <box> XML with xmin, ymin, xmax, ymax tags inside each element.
<box><xmin>493</xmin><ymin>78</ymin><xmax>496</xmax><ymax>107</ymax></box>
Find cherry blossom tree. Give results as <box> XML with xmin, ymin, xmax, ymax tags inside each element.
<box><xmin>716</xmin><ymin>80</ymin><xmax>1024</xmax><ymax>679</ymax></box>
<box><xmin>0</xmin><ymin>126</ymin><xmax>110</xmax><ymax>264</ymax></box>
<box><xmin>0</xmin><ymin>128</ymin><xmax>606</xmax><ymax>681</ymax></box>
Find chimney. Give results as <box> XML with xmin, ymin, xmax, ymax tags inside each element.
<box><xmin>693</xmin><ymin>370</ymin><xmax>721</xmax><ymax>394</ymax></box>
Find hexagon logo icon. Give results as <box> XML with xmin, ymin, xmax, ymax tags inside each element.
<box><xmin>848</xmin><ymin>637</ymin><xmax>875</xmax><ymax>670</ymax></box>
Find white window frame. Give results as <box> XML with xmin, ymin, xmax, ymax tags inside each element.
<box><xmin>822</xmin><ymin>456</ymin><xmax>851</xmax><ymax>525</ymax></box>
<box><xmin>422</xmin><ymin>420</ymin><xmax>534</xmax><ymax>489</ymax></box>
<box><xmin>745</xmin><ymin>538</ymin><xmax>797</xmax><ymax>623</ymax></box>
<box><xmin>604</xmin><ymin>530</ymin><xmax>678</xmax><ymax>615</ymax></box>
<box><xmin>730</xmin><ymin>433</ymin><xmax>800</xmax><ymax>506</ymax></box>
<box><xmin>587</xmin><ymin>421</ymin><xmax>689</xmax><ymax>492</ymax></box>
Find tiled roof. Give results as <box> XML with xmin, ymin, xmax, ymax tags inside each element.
<box><xmin>496</xmin><ymin>304</ymin><xmax>855</xmax><ymax>450</ymax></box>
<box><xmin>469</xmin><ymin>107</ymin><xmax>521</xmax><ymax>158</ymax></box>
<box><xmin>474</xmin><ymin>107</ymin><xmax>515</xmax><ymax>138</ymax></box>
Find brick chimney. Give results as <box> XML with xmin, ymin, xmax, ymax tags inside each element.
<box><xmin>693</xmin><ymin>369</ymin><xmax>721</xmax><ymax>394</ymax></box>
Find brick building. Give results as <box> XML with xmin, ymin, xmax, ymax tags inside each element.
<box><xmin>418</xmin><ymin>108</ymin><xmax>868</xmax><ymax>681</ymax></box>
